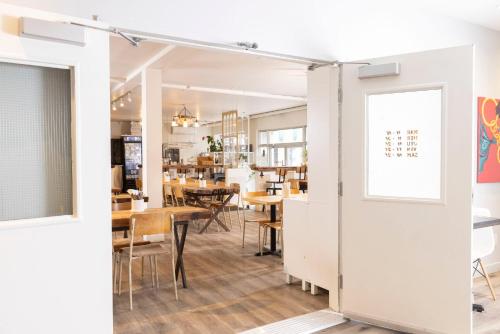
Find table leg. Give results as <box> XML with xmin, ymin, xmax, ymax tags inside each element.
<box><xmin>270</xmin><ymin>204</ymin><xmax>277</xmax><ymax>252</ymax></box>
<box><xmin>174</xmin><ymin>223</ymin><xmax>189</xmax><ymax>288</ymax></box>
<box><xmin>199</xmin><ymin>194</ymin><xmax>233</xmax><ymax>233</ymax></box>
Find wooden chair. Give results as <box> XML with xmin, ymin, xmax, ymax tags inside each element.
<box><xmin>163</xmin><ymin>183</ymin><xmax>174</xmax><ymax>207</ymax></box>
<box><xmin>242</xmin><ymin>191</ymin><xmax>269</xmax><ymax>249</ymax></box>
<box><xmin>172</xmin><ymin>185</ymin><xmax>186</xmax><ymax>206</ymax></box>
<box><xmin>224</xmin><ymin>183</ymin><xmax>242</xmax><ymax>230</ymax></box>
<box><xmin>266</xmin><ymin>168</ymin><xmax>287</xmax><ymax>194</ymax></box>
<box><xmin>259</xmin><ymin>201</ymin><xmax>284</xmax><ymax>259</ymax></box>
<box><xmin>118</xmin><ymin>211</ymin><xmax>178</xmax><ymax>310</ymax></box>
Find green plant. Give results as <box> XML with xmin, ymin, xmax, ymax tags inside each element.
<box><xmin>204</xmin><ymin>136</ymin><xmax>223</xmax><ymax>152</ymax></box>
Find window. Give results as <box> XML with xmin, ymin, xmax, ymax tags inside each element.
<box><xmin>366</xmin><ymin>88</ymin><xmax>442</xmax><ymax>201</ymax></box>
<box><xmin>257</xmin><ymin>127</ymin><xmax>306</xmax><ymax>166</ymax></box>
<box><xmin>0</xmin><ymin>61</ymin><xmax>73</xmax><ymax>221</ymax></box>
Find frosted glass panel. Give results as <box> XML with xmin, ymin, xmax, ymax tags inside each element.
<box><xmin>366</xmin><ymin>89</ymin><xmax>442</xmax><ymax>200</ymax></box>
<box><xmin>0</xmin><ymin>62</ymin><xmax>72</xmax><ymax>221</ymax></box>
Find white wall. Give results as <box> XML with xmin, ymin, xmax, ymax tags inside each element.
<box><xmin>0</xmin><ymin>4</ymin><xmax>112</xmax><ymax>334</ymax></box>
<box><xmin>111</xmin><ymin>120</ymin><xmax>130</xmax><ymax>138</ymax></box>
<box><xmin>162</xmin><ymin>122</ymin><xmax>211</xmax><ymax>163</ymax></box>
<box><xmin>249</xmin><ymin>107</ymin><xmax>307</xmax><ymax>150</ymax></box>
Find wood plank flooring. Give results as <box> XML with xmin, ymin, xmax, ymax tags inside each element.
<box><xmin>114</xmin><ymin>209</ymin><xmax>497</xmax><ymax>334</ymax></box>
<box><xmin>473</xmin><ymin>270</ymin><xmax>500</xmax><ymax>334</ymax></box>
<box><xmin>113</xmin><ymin>209</ymin><xmax>328</xmax><ymax>334</ymax></box>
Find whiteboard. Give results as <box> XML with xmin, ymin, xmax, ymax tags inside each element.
<box><xmin>366</xmin><ymin>89</ymin><xmax>442</xmax><ymax>200</ymax></box>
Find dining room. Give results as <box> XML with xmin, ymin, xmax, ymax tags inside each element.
<box><xmin>107</xmin><ymin>35</ymin><xmax>339</xmax><ymax>333</ymax></box>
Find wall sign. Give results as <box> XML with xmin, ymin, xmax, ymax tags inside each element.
<box><xmin>366</xmin><ymin>89</ymin><xmax>442</xmax><ymax>200</ymax></box>
<box><xmin>477</xmin><ymin>97</ymin><xmax>500</xmax><ymax>183</ymax></box>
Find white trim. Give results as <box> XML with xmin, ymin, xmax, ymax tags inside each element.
<box><xmin>362</xmin><ymin>83</ymin><xmax>447</xmax><ymax>205</ymax></box>
<box><xmin>0</xmin><ymin>216</ymin><xmax>81</xmax><ymax>231</ymax></box>
<box><xmin>161</xmin><ymin>83</ymin><xmax>307</xmax><ymax>102</ymax></box>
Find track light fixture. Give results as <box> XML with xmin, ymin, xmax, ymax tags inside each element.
<box><xmin>110</xmin><ymin>90</ymin><xmax>133</xmax><ymax>111</ymax></box>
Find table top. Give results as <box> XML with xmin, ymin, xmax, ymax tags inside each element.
<box><xmin>182</xmin><ymin>184</ymin><xmax>234</xmax><ymax>195</ymax></box>
<box><xmin>243</xmin><ymin>193</ymin><xmax>306</xmax><ymax>205</ymax></box>
<box><xmin>474</xmin><ymin>216</ymin><xmax>500</xmax><ymax>229</ymax></box>
<box><xmin>112</xmin><ymin>206</ymin><xmax>211</xmax><ymax>228</ymax></box>
<box><xmin>112</xmin><ymin>194</ymin><xmax>149</xmax><ymax>203</ymax></box>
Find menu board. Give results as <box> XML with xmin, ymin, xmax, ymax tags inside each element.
<box><xmin>367</xmin><ymin>89</ymin><xmax>442</xmax><ymax>200</ymax></box>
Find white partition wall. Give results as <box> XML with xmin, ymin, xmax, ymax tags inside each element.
<box><xmin>0</xmin><ymin>4</ymin><xmax>112</xmax><ymax>334</ymax></box>
<box><xmin>341</xmin><ymin>46</ymin><xmax>474</xmax><ymax>333</ymax></box>
<box><xmin>305</xmin><ymin>66</ymin><xmax>340</xmax><ymax>309</ymax></box>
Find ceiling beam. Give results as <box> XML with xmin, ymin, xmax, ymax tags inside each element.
<box><xmin>161</xmin><ymin>83</ymin><xmax>307</xmax><ymax>102</ymax></box>
<box><xmin>112</xmin><ymin>44</ymin><xmax>176</xmax><ymax>94</ymax></box>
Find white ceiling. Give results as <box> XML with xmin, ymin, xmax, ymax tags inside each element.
<box><xmin>109</xmin><ymin>36</ymin><xmax>307</xmax><ymax>122</ymax></box>
<box><xmin>414</xmin><ymin>0</ymin><xmax>500</xmax><ymax>31</ymax></box>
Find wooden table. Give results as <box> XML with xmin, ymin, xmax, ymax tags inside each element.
<box><xmin>112</xmin><ymin>206</ymin><xmax>211</xmax><ymax>288</ymax></box>
<box><xmin>112</xmin><ymin>194</ymin><xmax>149</xmax><ymax>203</ymax></box>
<box><xmin>182</xmin><ymin>185</ymin><xmax>235</xmax><ymax>233</ymax></box>
<box><xmin>243</xmin><ymin>194</ymin><xmax>306</xmax><ymax>257</ymax></box>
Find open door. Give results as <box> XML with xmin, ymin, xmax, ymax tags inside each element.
<box><xmin>341</xmin><ymin>46</ymin><xmax>474</xmax><ymax>333</ymax></box>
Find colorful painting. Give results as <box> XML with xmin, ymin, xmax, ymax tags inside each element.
<box><xmin>478</xmin><ymin>97</ymin><xmax>500</xmax><ymax>183</ymax></box>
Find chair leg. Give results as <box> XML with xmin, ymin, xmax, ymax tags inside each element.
<box><xmin>171</xmin><ymin>234</ymin><xmax>179</xmax><ymax>301</ymax></box>
<box><xmin>242</xmin><ymin>220</ymin><xmax>246</xmax><ymax>248</ymax></box>
<box><xmin>128</xmin><ymin>259</ymin><xmax>133</xmax><ymax>310</ymax></box>
<box><xmin>155</xmin><ymin>256</ymin><xmax>160</xmax><ymax>290</ymax></box>
<box><xmin>258</xmin><ymin>225</ymin><xmax>263</xmax><ymax>256</ymax></box>
<box><xmin>141</xmin><ymin>257</ymin><xmax>145</xmax><ymax>280</ymax></box>
<box><xmin>236</xmin><ymin>206</ymin><xmax>242</xmax><ymax>230</ymax></box>
<box><xmin>227</xmin><ymin>208</ymin><xmax>233</xmax><ymax>229</ymax></box>
<box><xmin>263</xmin><ymin>228</ymin><xmax>268</xmax><ymax>246</ymax></box>
<box><xmin>479</xmin><ymin>258</ymin><xmax>497</xmax><ymax>301</ymax></box>
<box><xmin>149</xmin><ymin>256</ymin><xmax>155</xmax><ymax>288</ymax></box>
<box><xmin>118</xmin><ymin>256</ymin><xmax>123</xmax><ymax>295</ymax></box>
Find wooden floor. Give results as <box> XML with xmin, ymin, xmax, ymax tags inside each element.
<box><xmin>473</xmin><ymin>270</ymin><xmax>500</xmax><ymax>334</ymax></box>
<box><xmin>114</xmin><ymin>209</ymin><xmax>499</xmax><ymax>334</ymax></box>
<box><xmin>113</xmin><ymin>209</ymin><xmax>329</xmax><ymax>334</ymax></box>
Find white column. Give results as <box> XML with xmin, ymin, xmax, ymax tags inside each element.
<box><xmin>141</xmin><ymin>69</ymin><xmax>163</xmax><ymax>208</ymax></box>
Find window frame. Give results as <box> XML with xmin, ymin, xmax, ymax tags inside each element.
<box><xmin>257</xmin><ymin>126</ymin><xmax>307</xmax><ymax>166</ymax></box>
<box><xmin>0</xmin><ymin>56</ymin><xmax>81</xmax><ymax>230</ymax></box>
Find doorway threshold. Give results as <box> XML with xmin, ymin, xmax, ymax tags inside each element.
<box><xmin>239</xmin><ymin>308</ymin><xmax>347</xmax><ymax>334</ymax></box>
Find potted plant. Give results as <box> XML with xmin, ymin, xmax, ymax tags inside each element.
<box><xmin>128</xmin><ymin>189</ymin><xmax>146</xmax><ymax>212</ymax></box>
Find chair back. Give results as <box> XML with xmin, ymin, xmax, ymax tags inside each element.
<box><xmin>276</xmin><ymin>168</ymin><xmax>287</xmax><ymax>183</ymax></box>
<box><xmin>473</xmin><ymin>207</ymin><xmax>496</xmax><ymax>260</ymax></box>
<box><xmin>230</xmin><ymin>183</ymin><xmax>240</xmax><ymax>194</ymax></box>
<box><xmin>297</xmin><ymin>165</ymin><xmax>307</xmax><ymax>180</ymax></box>
<box><xmin>130</xmin><ymin>211</ymin><xmax>173</xmax><ymax>246</ymax></box>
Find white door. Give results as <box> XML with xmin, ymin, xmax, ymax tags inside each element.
<box><xmin>0</xmin><ymin>5</ymin><xmax>112</xmax><ymax>334</ymax></box>
<box><xmin>341</xmin><ymin>46</ymin><xmax>473</xmax><ymax>334</ymax></box>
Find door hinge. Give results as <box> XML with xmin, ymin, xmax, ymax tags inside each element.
<box><xmin>338</xmin><ymin>87</ymin><xmax>343</xmax><ymax>104</ymax></box>
<box><xmin>338</xmin><ymin>182</ymin><xmax>343</xmax><ymax>196</ymax></box>
<box><xmin>339</xmin><ymin>274</ymin><xmax>343</xmax><ymax>289</ymax></box>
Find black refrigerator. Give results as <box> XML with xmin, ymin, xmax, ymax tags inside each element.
<box><xmin>111</xmin><ymin>136</ymin><xmax>142</xmax><ymax>192</ymax></box>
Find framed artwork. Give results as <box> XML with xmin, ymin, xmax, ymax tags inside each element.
<box><xmin>477</xmin><ymin>97</ymin><xmax>500</xmax><ymax>183</ymax></box>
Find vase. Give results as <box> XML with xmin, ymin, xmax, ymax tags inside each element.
<box><xmin>131</xmin><ymin>199</ymin><xmax>146</xmax><ymax>212</ymax></box>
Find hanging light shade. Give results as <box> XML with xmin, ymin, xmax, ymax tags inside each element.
<box><xmin>119</xmin><ymin>98</ymin><xmax>125</xmax><ymax>107</ymax></box>
<box><xmin>126</xmin><ymin>92</ymin><xmax>132</xmax><ymax>103</ymax></box>
<box><xmin>112</xmin><ymin>102</ymin><xmax>117</xmax><ymax>111</ymax></box>
<box><xmin>171</xmin><ymin>105</ymin><xmax>199</xmax><ymax>128</ymax></box>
